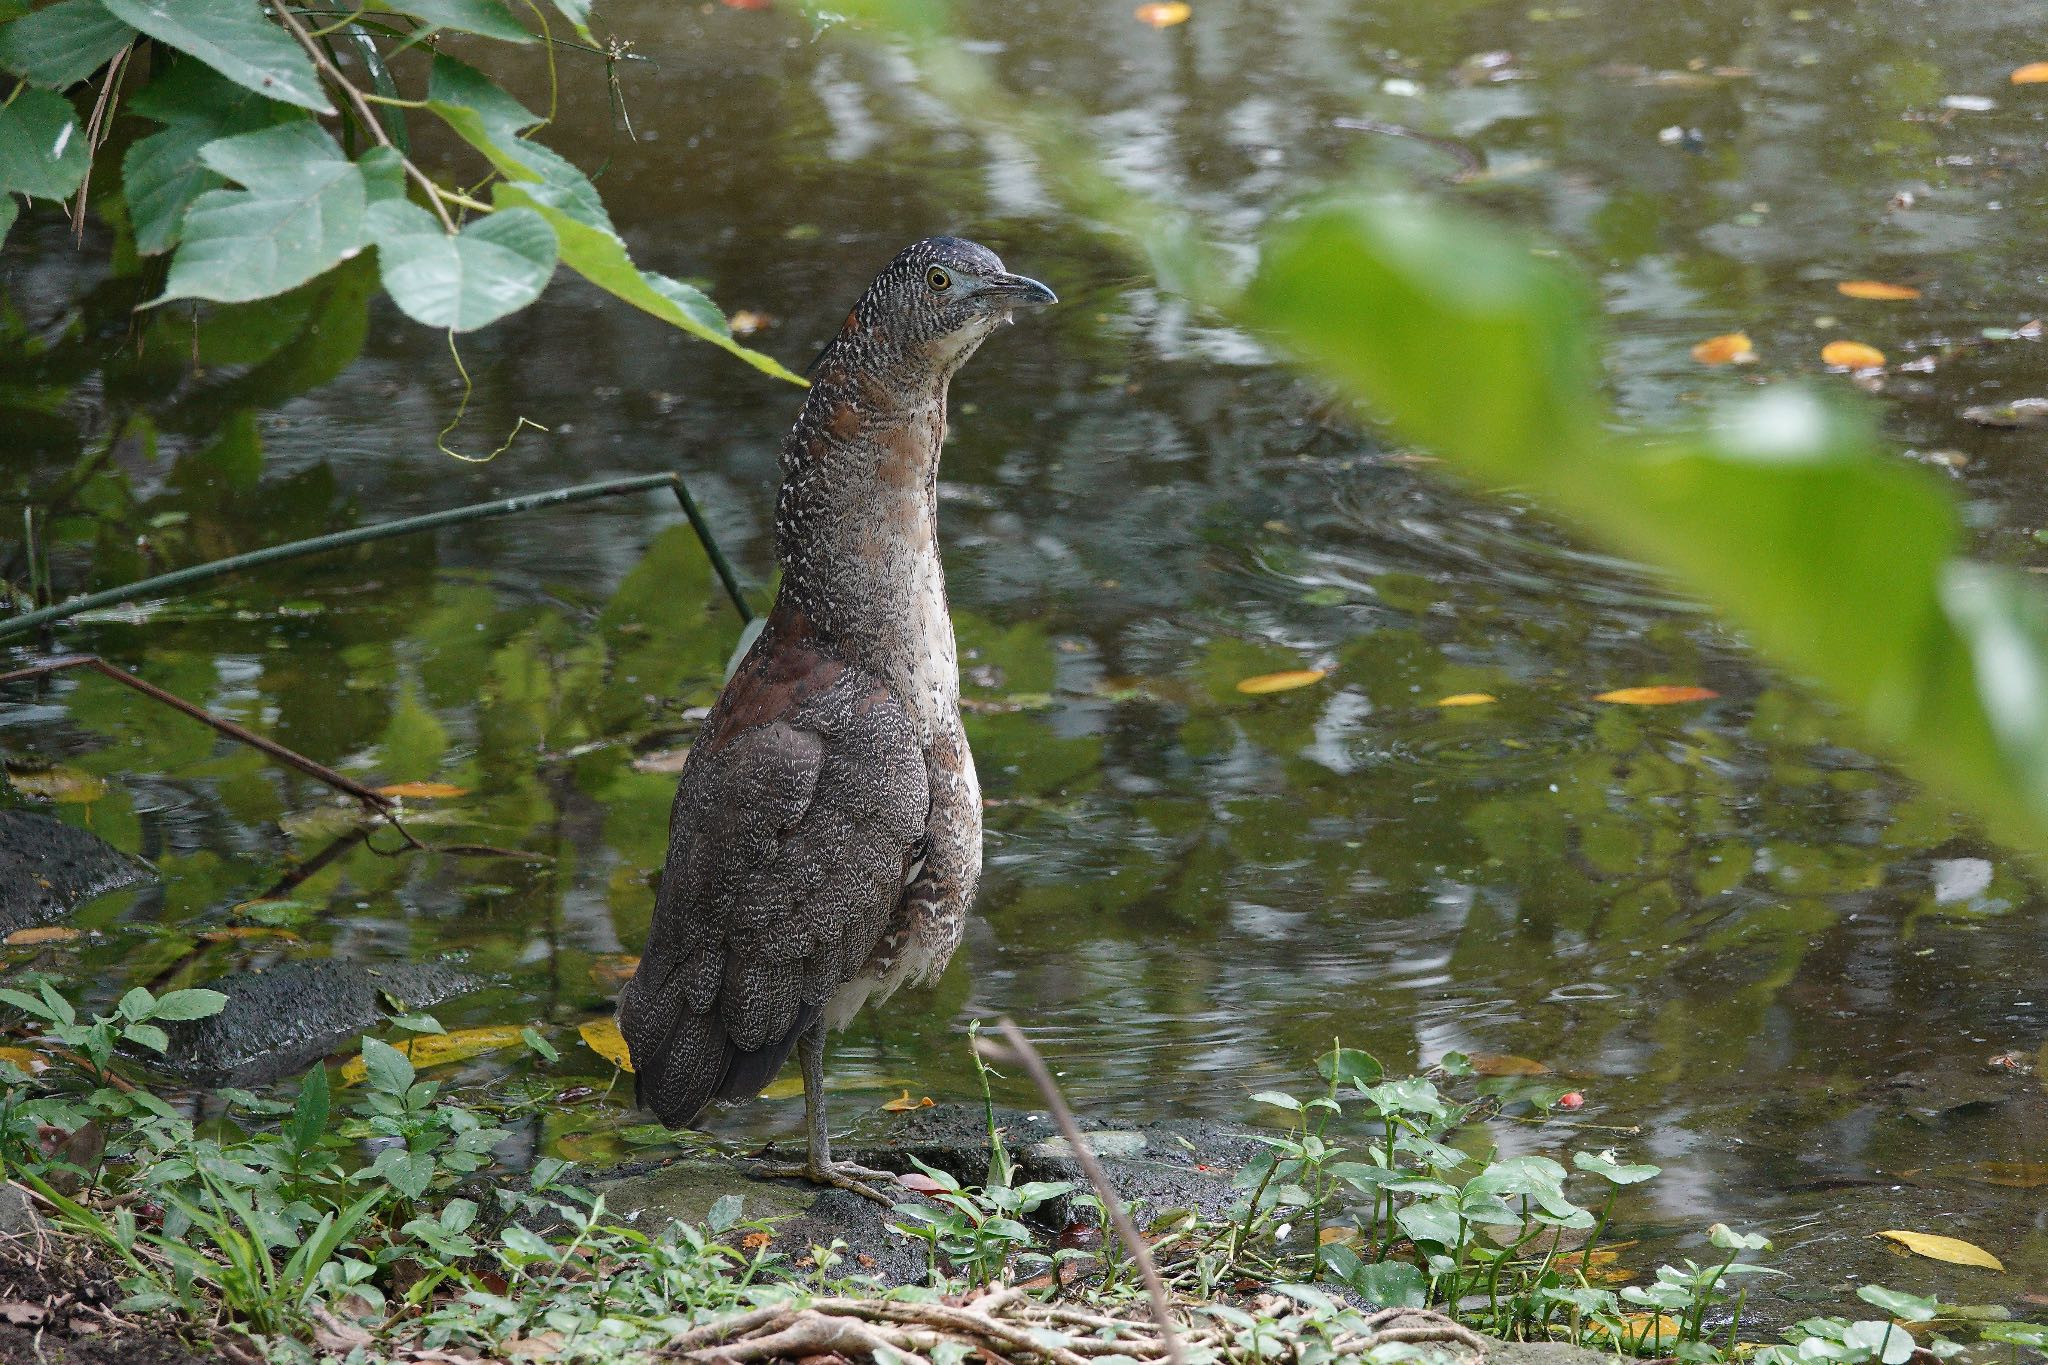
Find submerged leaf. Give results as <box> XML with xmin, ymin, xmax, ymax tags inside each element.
<box><xmin>1875</xmin><ymin>1229</ymin><xmax>2004</xmax><ymax>1270</ymax></box>
<box><xmin>578</xmin><ymin>1016</ymin><xmax>635</xmax><ymax>1072</ymax></box>
<box><xmin>1469</xmin><ymin>1052</ymin><xmax>1551</xmax><ymax>1076</ymax></box>
<box><xmin>1821</xmin><ymin>340</ymin><xmax>1887</xmax><ymax>370</ymax></box>
<box><xmin>339</xmin><ymin>1025</ymin><xmax>524</xmax><ymax>1084</ymax></box>
<box><xmin>1236</xmin><ymin>669</ymin><xmax>1327</xmax><ymax>695</ymax></box>
<box><xmin>1437</xmin><ymin>692</ymin><xmax>1498</xmax><ymax>706</ymax></box>
<box><xmin>7</xmin><ymin>765</ymin><xmax>109</xmax><ymax>803</ymax></box>
<box><xmin>4</xmin><ymin>926</ymin><xmax>80</xmax><ymax>946</ymax></box>
<box><xmin>1838</xmin><ymin>281</ymin><xmax>1922</xmax><ymax>301</ymax></box>
<box><xmin>1690</xmin><ymin>332</ymin><xmax>1756</xmax><ymax>365</ymax></box>
<box><xmin>1593</xmin><ymin>685</ymin><xmax>1718</xmax><ymax>705</ymax></box>
<box><xmin>1134</xmin><ymin>1</ymin><xmax>1190</xmax><ymax>24</ymax></box>
<box><xmin>376</xmin><ymin>781</ymin><xmax>472</xmax><ymax>799</ymax></box>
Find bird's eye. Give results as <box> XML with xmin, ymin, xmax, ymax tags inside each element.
<box><xmin>926</xmin><ymin>266</ymin><xmax>952</xmax><ymax>292</ymax></box>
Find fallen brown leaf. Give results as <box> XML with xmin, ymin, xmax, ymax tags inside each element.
<box><xmin>1594</xmin><ymin>685</ymin><xmax>1719</xmax><ymax>705</ymax></box>
<box><xmin>1690</xmin><ymin>332</ymin><xmax>1756</xmax><ymax>365</ymax></box>
<box><xmin>5</xmin><ymin>926</ymin><xmax>80</xmax><ymax>946</ymax></box>
<box><xmin>1837</xmin><ymin>280</ymin><xmax>1922</xmax><ymax>301</ymax></box>
<box><xmin>1821</xmin><ymin>339</ymin><xmax>1886</xmax><ymax>369</ymax></box>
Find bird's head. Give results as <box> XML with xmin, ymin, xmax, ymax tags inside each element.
<box><xmin>842</xmin><ymin>236</ymin><xmax>1057</xmax><ymax>376</ymax></box>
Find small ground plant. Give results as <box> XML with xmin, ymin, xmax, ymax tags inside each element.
<box><xmin>0</xmin><ymin>986</ymin><xmax>2038</xmax><ymax>1365</ymax></box>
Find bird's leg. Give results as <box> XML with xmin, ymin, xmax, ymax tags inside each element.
<box><xmin>748</xmin><ymin>1019</ymin><xmax>897</xmax><ymax>1206</ymax></box>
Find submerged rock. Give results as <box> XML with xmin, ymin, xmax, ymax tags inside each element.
<box><xmin>594</xmin><ymin>1103</ymin><xmax>1259</xmax><ymax>1288</ymax></box>
<box><xmin>163</xmin><ymin>959</ymin><xmax>481</xmax><ymax>1085</ymax></box>
<box><xmin>0</xmin><ymin>810</ymin><xmax>155</xmax><ymax>935</ymax></box>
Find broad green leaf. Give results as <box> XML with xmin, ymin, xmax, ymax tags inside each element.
<box><xmin>366</xmin><ymin>200</ymin><xmax>557</xmax><ymax>331</ymax></box>
<box><xmin>1247</xmin><ymin>192</ymin><xmax>1602</xmax><ymax>477</ymax></box>
<box><xmin>123</xmin><ymin>1023</ymin><xmax>169</xmax><ymax>1053</ymax></box>
<box><xmin>0</xmin><ymin>0</ymin><xmax>134</xmax><ymax>89</ymax></box>
<box><xmin>1346</xmin><ymin>1258</ymin><xmax>1428</xmax><ymax>1309</ymax></box>
<box><xmin>427</xmin><ymin>99</ymin><xmax>804</xmax><ymax>382</ymax></box>
<box><xmin>122</xmin><ymin>61</ymin><xmax>302</xmax><ymax>255</ymax></box>
<box><xmin>1709</xmin><ymin>1222</ymin><xmax>1771</xmax><ymax>1251</ymax></box>
<box><xmin>372</xmin><ymin>0</ymin><xmax>532</xmax><ymax>41</ymax></box>
<box><xmin>359</xmin><ymin>1036</ymin><xmax>415</xmax><ymax>1094</ymax></box>
<box><xmin>1574</xmin><ymin>1150</ymin><xmax>1661</xmax><ymax>1185</ymax></box>
<box><xmin>0</xmin><ymin>195</ymin><xmax>15</xmax><ymax>245</ymax></box>
<box><xmin>1316</xmin><ymin>1045</ymin><xmax>1382</xmax><ymax>1088</ymax></box>
<box><xmin>428</xmin><ymin>54</ymin><xmax>541</xmax><ymax>134</ymax></box>
<box><xmin>100</xmin><ymin>0</ymin><xmax>331</xmax><ymax>113</ymax></box>
<box><xmin>0</xmin><ymin>88</ymin><xmax>89</xmax><ymax>199</ymax></box>
<box><xmin>159</xmin><ymin>122</ymin><xmax>367</xmax><ymax>303</ymax></box>
<box><xmin>1857</xmin><ymin>1286</ymin><xmax>1938</xmax><ymax>1322</ymax></box>
<box><xmin>545</xmin><ymin>0</ymin><xmax>594</xmax><ymax>41</ymax></box>
<box><xmin>148</xmin><ymin>987</ymin><xmax>228</xmax><ymax>1020</ymax></box>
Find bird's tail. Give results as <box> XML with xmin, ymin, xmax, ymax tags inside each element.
<box><xmin>619</xmin><ymin>972</ymin><xmax>814</xmax><ymax>1127</ymax></box>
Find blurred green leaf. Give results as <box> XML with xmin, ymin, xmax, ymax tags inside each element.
<box><xmin>0</xmin><ymin>0</ymin><xmax>134</xmax><ymax>89</ymax></box>
<box><xmin>158</xmin><ymin>122</ymin><xmax>366</xmax><ymax>303</ymax></box>
<box><xmin>0</xmin><ymin>88</ymin><xmax>90</xmax><ymax>200</ymax></box>
<box><xmin>544</xmin><ymin>0</ymin><xmax>594</xmax><ymax>42</ymax></box>
<box><xmin>428</xmin><ymin>53</ymin><xmax>542</xmax><ymax>134</ymax></box>
<box><xmin>366</xmin><ymin>200</ymin><xmax>557</xmax><ymax>331</ymax></box>
<box><xmin>100</xmin><ymin>0</ymin><xmax>332</xmax><ymax>114</ymax></box>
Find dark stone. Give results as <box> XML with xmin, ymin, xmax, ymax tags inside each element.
<box><xmin>0</xmin><ymin>810</ymin><xmax>154</xmax><ymax>935</ymax></box>
<box><xmin>593</xmin><ymin>1103</ymin><xmax>1257</xmax><ymax>1288</ymax></box>
<box><xmin>162</xmin><ymin>959</ymin><xmax>481</xmax><ymax>1085</ymax></box>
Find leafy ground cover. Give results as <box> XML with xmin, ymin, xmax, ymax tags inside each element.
<box><xmin>0</xmin><ymin>983</ymin><xmax>2039</xmax><ymax>1364</ymax></box>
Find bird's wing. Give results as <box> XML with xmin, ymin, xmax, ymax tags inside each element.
<box><xmin>619</xmin><ymin>632</ymin><xmax>929</xmax><ymax>1128</ymax></box>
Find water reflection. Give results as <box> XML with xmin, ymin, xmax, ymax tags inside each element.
<box><xmin>5</xmin><ymin>0</ymin><xmax>2048</xmax><ymax>1324</ymax></box>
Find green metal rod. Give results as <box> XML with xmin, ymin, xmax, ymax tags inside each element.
<box><xmin>0</xmin><ymin>472</ymin><xmax>753</xmax><ymax>642</ymax></box>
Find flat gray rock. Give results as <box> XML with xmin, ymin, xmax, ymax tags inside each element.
<box><xmin>0</xmin><ymin>810</ymin><xmax>155</xmax><ymax>935</ymax></box>
<box><xmin>163</xmin><ymin>959</ymin><xmax>481</xmax><ymax>1085</ymax></box>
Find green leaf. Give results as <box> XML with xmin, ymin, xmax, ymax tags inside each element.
<box><xmin>100</xmin><ymin>0</ymin><xmax>331</xmax><ymax>113</ymax></box>
<box><xmin>426</xmin><ymin>99</ymin><xmax>804</xmax><ymax>382</ymax></box>
<box><xmin>116</xmin><ymin>986</ymin><xmax>154</xmax><ymax>1021</ymax></box>
<box><xmin>0</xmin><ymin>88</ymin><xmax>89</xmax><ymax>199</ymax></box>
<box><xmin>0</xmin><ymin>195</ymin><xmax>15</xmax><ymax>245</ymax></box>
<box><xmin>1857</xmin><ymin>1286</ymin><xmax>1938</xmax><ymax>1323</ymax></box>
<box><xmin>1573</xmin><ymin>1150</ymin><xmax>1661</xmax><ymax>1185</ymax></box>
<box><xmin>1247</xmin><ymin>192</ymin><xmax>1602</xmax><ymax>478</ymax></box>
<box><xmin>124</xmin><ymin>1022</ymin><xmax>170</xmax><ymax>1053</ymax></box>
<box><xmin>123</xmin><ymin>58</ymin><xmax>304</xmax><ymax>254</ymax></box>
<box><xmin>366</xmin><ymin>200</ymin><xmax>558</xmax><ymax>331</ymax></box>
<box><xmin>1316</xmin><ymin>1045</ymin><xmax>1382</xmax><ymax>1089</ymax></box>
<box><xmin>288</xmin><ymin>1063</ymin><xmax>330</xmax><ymax>1151</ymax></box>
<box><xmin>147</xmin><ymin>988</ymin><xmax>228</xmax><ymax>1020</ymax></box>
<box><xmin>372</xmin><ymin>0</ymin><xmax>533</xmax><ymax>42</ymax></box>
<box><xmin>1709</xmin><ymin>1222</ymin><xmax>1772</xmax><ymax>1251</ymax></box>
<box><xmin>359</xmin><ymin>1036</ymin><xmax>415</xmax><ymax>1094</ymax></box>
<box><xmin>158</xmin><ymin>122</ymin><xmax>366</xmax><ymax>303</ymax></box>
<box><xmin>1345</xmin><ymin>1258</ymin><xmax>1428</xmax><ymax>1309</ymax></box>
<box><xmin>427</xmin><ymin>53</ymin><xmax>541</xmax><ymax>134</ymax></box>
<box><xmin>546</xmin><ymin>0</ymin><xmax>594</xmax><ymax>41</ymax></box>
<box><xmin>0</xmin><ymin>0</ymin><xmax>135</xmax><ymax>89</ymax></box>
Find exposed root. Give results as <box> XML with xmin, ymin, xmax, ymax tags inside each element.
<box><xmin>675</xmin><ymin>1291</ymin><xmax>1490</xmax><ymax>1365</ymax></box>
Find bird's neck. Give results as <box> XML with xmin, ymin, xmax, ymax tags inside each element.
<box><xmin>770</xmin><ymin>361</ymin><xmax>959</xmax><ymax>736</ymax></box>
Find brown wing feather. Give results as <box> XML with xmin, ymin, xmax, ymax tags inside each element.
<box><xmin>618</xmin><ymin>608</ymin><xmax>929</xmax><ymax>1128</ymax></box>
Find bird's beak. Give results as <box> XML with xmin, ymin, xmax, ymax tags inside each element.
<box><xmin>989</xmin><ymin>273</ymin><xmax>1058</xmax><ymax>307</ymax></box>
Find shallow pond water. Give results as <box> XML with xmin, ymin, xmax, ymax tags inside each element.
<box><xmin>4</xmin><ymin>0</ymin><xmax>2047</xmax><ymax>1326</ymax></box>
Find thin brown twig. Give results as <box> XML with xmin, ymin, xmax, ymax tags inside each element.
<box><xmin>270</xmin><ymin>2</ymin><xmax>460</xmax><ymax>233</ymax></box>
<box><xmin>0</xmin><ymin>655</ymin><xmax>392</xmax><ymax>811</ymax></box>
<box><xmin>72</xmin><ymin>45</ymin><xmax>131</xmax><ymax>243</ymax></box>
<box><xmin>978</xmin><ymin>1020</ymin><xmax>1186</xmax><ymax>1365</ymax></box>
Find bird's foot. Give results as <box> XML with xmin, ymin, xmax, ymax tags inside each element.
<box><xmin>747</xmin><ymin>1156</ymin><xmax>898</xmax><ymax>1207</ymax></box>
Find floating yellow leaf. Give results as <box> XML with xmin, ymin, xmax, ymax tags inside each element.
<box><xmin>2011</xmin><ymin>62</ymin><xmax>2048</xmax><ymax>84</ymax></box>
<box><xmin>1593</xmin><ymin>685</ymin><xmax>1719</xmax><ymax>705</ymax></box>
<box><xmin>1875</xmin><ymin>1230</ymin><xmax>2004</xmax><ymax>1271</ymax></box>
<box><xmin>198</xmin><ymin>927</ymin><xmax>302</xmax><ymax>943</ymax></box>
<box><xmin>579</xmin><ymin>1017</ymin><xmax>635</xmax><ymax>1072</ymax></box>
<box><xmin>1437</xmin><ymin>692</ymin><xmax>1498</xmax><ymax>707</ymax></box>
<box><xmin>881</xmin><ymin>1089</ymin><xmax>934</xmax><ymax>1112</ymax></box>
<box><xmin>1821</xmin><ymin>340</ymin><xmax>1886</xmax><ymax>369</ymax></box>
<box><xmin>375</xmin><ymin>781</ymin><xmax>470</xmax><ymax>799</ymax></box>
<box><xmin>589</xmin><ymin>954</ymin><xmax>640</xmax><ymax>989</ymax></box>
<box><xmin>1469</xmin><ymin>1053</ymin><xmax>1553</xmax><ymax>1077</ymax></box>
<box><xmin>5</xmin><ymin>926</ymin><xmax>80</xmax><ymax>946</ymax></box>
<box><xmin>1134</xmin><ymin>1</ymin><xmax>1190</xmax><ymax>25</ymax></box>
<box><xmin>1690</xmin><ymin>332</ymin><xmax>1755</xmax><ymax>365</ymax></box>
<box><xmin>0</xmin><ymin>1047</ymin><xmax>47</xmax><ymax>1074</ymax></box>
<box><xmin>7</xmin><ymin>766</ymin><xmax>108</xmax><ymax>804</ymax></box>
<box><xmin>1837</xmin><ymin>280</ymin><xmax>1921</xmax><ymax>301</ymax></box>
<box><xmin>1236</xmin><ymin>669</ymin><xmax>1327</xmax><ymax>695</ymax></box>
<box><xmin>339</xmin><ymin>1025</ymin><xmax>525</xmax><ymax>1084</ymax></box>
<box><xmin>1940</xmin><ymin>1161</ymin><xmax>2048</xmax><ymax>1189</ymax></box>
